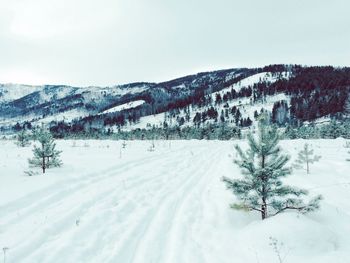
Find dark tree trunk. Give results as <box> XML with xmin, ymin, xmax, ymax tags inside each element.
<box><xmin>261</xmin><ymin>154</ymin><xmax>267</xmax><ymax>220</ymax></box>
<box><xmin>42</xmin><ymin>156</ymin><xmax>46</xmax><ymax>174</ymax></box>
<box><xmin>261</xmin><ymin>197</ymin><xmax>267</xmax><ymax>220</ymax></box>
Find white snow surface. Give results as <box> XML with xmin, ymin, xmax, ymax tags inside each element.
<box><xmin>0</xmin><ymin>84</ymin><xmax>42</xmax><ymax>102</ymax></box>
<box><xmin>0</xmin><ymin>138</ymin><xmax>349</xmax><ymax>263</ymax></box>
<box><xmin>37</xmin><ymin>109</ymin><xmax>90</xmax><ymax>124</ymax></box>
<box><xmin>100</xmin><ymin>100</ymin><xmax>145</xmax><ymax>115</ymax></box>
<box><xmin>212</xmin><ymin>71</ymin><xmax>290</xmax><ymax>100</ymax></box>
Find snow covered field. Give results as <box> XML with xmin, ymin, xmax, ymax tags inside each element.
<box><xmin>0</xmin><ymin>139</ymin><xmax>349</xmax><ymax>263</ymax></box>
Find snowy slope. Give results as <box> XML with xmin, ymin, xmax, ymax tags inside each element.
<box><xmin>121</xmin><ymin>93</ymin><xmax>289</xmax><ymax>131</ymax></box>
<box><xmin>0</xmin><ymin>83</ymin><xmax>151</xmax><ymax>128</ymax></box>
<box><xmin>211</xmin><ymin>71</ymin><xmax>290</xmax><ymax>100</ymax></box>
<box><xmin>0</xmin><ymin>69</ymin><xmax>295</xmax><ymax>132</ymax></box>
<box><xmin>37</xmin><ymin>109</ymin><xmax>91</xmax><ymax>124</ymax></box>
<box><xmin>0</xmin><ymin>84</ymin><xmax>42</xmax><ymax>103</ymax></box>
<box><xmin>0</xmin><ymin>139</ymin><xmax>349</xmax><ymax>262</ymax></box>
<box><xmin>100</xmin><ymin>100</ymin><xmax>145</xmax><ymax>115</ymax></box>
<box><xmin>115</xmin><ymin>72</ymin><xmax>290</xmax><ymax>131</ymax></box>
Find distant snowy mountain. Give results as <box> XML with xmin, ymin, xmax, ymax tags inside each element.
<box><xmin>1</xmin><ymin>65</ymin><xmax>349</xmax><ymax>135</ymax></box>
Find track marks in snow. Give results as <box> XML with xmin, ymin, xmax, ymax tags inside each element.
<box><xmin>0</xmin><ymin>145</ymin><xmax>187</xmax><ymax>261</ymax></box>
<box><xmin>1</xmin><ymin>143</ymin><xmax>225</xmax><ymax>263</ymax></box>
<box><xmin>106</xmin><ymin>145</ymin><xmax>220</xmax><ymax>263</ymax></box>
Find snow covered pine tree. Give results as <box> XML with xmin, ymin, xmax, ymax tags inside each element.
<box><xmin>293</xmin><ymin>143</ymin><xmax>321</xmax><ymax>174</ymax></box>
<box><xmin>223</xmin><ymin>118</ymin><xmax>322</xmax><ymax>220</ymax></box>
<box><xmin>28</xmin><ymin>127</ymin><xmax>62</xmax><ymax>174</ymax></box>
<box><xmin>15</xmin><ymin>129</ymin><xmax>31</xmax><ymax>147</ymax></box>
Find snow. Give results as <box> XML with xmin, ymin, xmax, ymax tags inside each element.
<box><xmin>117</xmin><ymin>72</ymin><xmax>291</xmax><ymax>131</ymax></box>
<box><xmin>100</xmin><ymin>100</ymin><xmax>145</xmax><ymax>114</ymax></box>
<box><xmin>121</xmin><ymin>93</ymin><xmax>289</xmax><ymax>131</ymax></box>
<box><xmin>36</xmin><ymin>109</ymin><xmax>90</xmax><ymax>124</ymax></box>
<box><xmin>0</xmin><ymin>138</ymin><xmax>349</xmax><ymax>262</ymax></box>
<box><xmin>78</xmin><ymin>84</ymin><xmax>149</xmax><ymax>98</ymax></box>
<box><xmin>0</xmin><ymin>108</ymin><xmax>90</xmax><ymax>127</ymax></box>
<box><xmin>0</xmin><ymin>84</ymin><xmax>42</xmax><ymax>103</ymax></box>
<box><xmin>123</xmin><ymin>113</ymin><xmax>165</xmax><ymax>131</ymax></box>
<box><xmin>0</xmin><ymin>83</ymin><xmax>149</xmax><ymax>127</ymax></box>
<box><xmin>212</xmin><ymin>71</ymin><xmax>290</xmax><ymax>100</ymax></box>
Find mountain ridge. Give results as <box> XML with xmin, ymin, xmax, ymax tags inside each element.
<box><xmin>1</xmin><ymin>64</ymin><xmax>350</xmax><ymax>136</ymax></box>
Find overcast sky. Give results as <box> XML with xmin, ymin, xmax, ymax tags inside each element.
<box><xmin>0</xmin><ymin>0</ymin><xmax>349</xmax><ymax>86</ymax></box>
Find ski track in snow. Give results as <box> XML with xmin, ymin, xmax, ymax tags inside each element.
<box><xmin>0</xmin><ymin>142</ymin><xmax>227</xmax><ymax>263</ymax></box>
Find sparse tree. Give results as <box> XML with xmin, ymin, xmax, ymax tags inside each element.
<box><xmin>3</xmin><ymin>247</ymin><xmax>9</xmax><ymax>263</ymax></box>
<box><xmin>148</xmin><ymin>140</ymin><xmax>155</xmax><ymax>152</ymax></box>
<box><xmin>293</xmin><ymin>143</ymin><xmax>321</xmax><ymax>174</ymax></box>
<box><xmin>122</xmin><ymin>140</ymin><xmax>127</xmax><ymax>149</ymax></box>
<box><xmin>223</xmin><ymin>118</ymin><xmax>322</xmax><ymax>220</ymax></box>
<box><xmin>344</xmin><ymin>141</ymin><xmax>350</xmax><ymax>161</ymax></box>
<box><xmin>28</xmin><ymin>127</ymin><xmax>62</xmax><ymax>174</ymax></box>
<box><xmin>344</xmin><ymin>141</ymin><xmax>350</xmax><ymax>149</ymax></box>
<box><xmin>15</xmin><ymin>130</ymin><xmax>31</xmax><ymax>147</ymax></box>
<box><xmin>269</xmin><ymin>237</ymin><xmax>289</xmax><ymax>263</ymax></box>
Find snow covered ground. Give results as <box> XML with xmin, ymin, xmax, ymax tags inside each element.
<box><xmin>100</xmin><ymin>100</ymin><xmax>145</xmax><ymax>115</ymax></box>
<box><xmin>0</xmin><ymin>139</ymin><xmax>349</xmax><ymax>263</ymax></box>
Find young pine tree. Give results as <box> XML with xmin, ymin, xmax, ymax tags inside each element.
<box><xmin>28</xmin><ymin>128</ymin><xmax>62</xmax><ymax>174</ymax></box>
<box><xmin>122</xmin><ymin>140</ymin><xmax>127</xmax><ymax>149</ymax></box>
<box><xmin>223</xmin><ymin>119</ymin><xmax>322</xmax><ymax>220</ymax></box>
<box><xmin>293</xmin><ymin>143</ymin><xmax>321</xmax><ymax>174</ymax></box>
<box><xmin>15</xmin><ymin>129</ymin><xmax>31</xmax><ymax>147</ymax></box>
<box><xmin>345</xmin><ymin>141</ymin><xmax>350</xmax><ymax>161</ymax></box>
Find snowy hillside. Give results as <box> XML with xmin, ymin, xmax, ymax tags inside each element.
<box><xmin>0</xmin><ymin>139</ymin><xmax>349</xmax><ymax>262</ymax></box>
<box><xmin>0</xmin><ymin>67</ymin><xmax>285</xmax><ymax>132</ymax></box>
<box><xmin>100</xmin><ymin>100</ymin><xmax>145</xmax><ymax>115</ymax></box>
<box><xmin>212</xmin><ymin>71</ymin><xmax>290</xmax><ymax>98</ymax></box>
<box><xmin>1</xmin><ymin>65</ymin><xmax>350</xmax><ymax>136</ymax></box>
<box><xmin>122</xmin><ymin>71</ymin><xmax>290</xmax><ymax>131</ymax></box>
<box><xmin>0</xmin><ymin>82</ymin><xmax>153</xmax><ymax>127</ymax></box>
<box><xmin>0</xmin><ymin>84</ymin><xmax>42</xmax><ymax>103</ymax></box>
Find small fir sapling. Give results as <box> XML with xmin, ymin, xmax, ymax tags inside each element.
<box><xmin>344</xmin><ymin>141</ymin><xmax>350</xmax><ymax>161</ymax></box>
<box><xmin>148</xmin><ymin>141</ymin><xmax>155</xmax><ymax>152</ymax></box>
<box><xmin>344</xmin><ymin>141</ymin><xmax>350</xmax><ymax>148</ymax></box>
<box><xmin>28</xmin><ymin>127</ymin><xmax>62</xmax><ymax>174</ymax></box>
<box><xmin>2</xmin><ymin>247</ymin><xmax>9</xmax><ymax>263</ymax></box>
<box><xmin>122</xmin><ymin>141</ymin><xmax>127</xmax><ymax>149</ymax></box>
<box><xmin>15</xmin><ymin>130</ymin><xmax>31</xmax><ymax>147</ymax></box>
<box><xmin>222</xmin><ymin>116</ymin><xmax>322</xmax><ymax>220</ymax></box>
<box><xmin>293</xmin><ymin>143</ymin><xmax>321</xmax><ymax>174</ymax></box>
<box><xmin>269</xmin><ymin>237</ymin><xmax>290</xmax><ymax>263</ymax></box>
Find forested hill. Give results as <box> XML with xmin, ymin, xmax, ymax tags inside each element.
<box><xmin>1</xmin><ymin>64</ymin><xmax>350</xmax><ymax>137</ymax></box>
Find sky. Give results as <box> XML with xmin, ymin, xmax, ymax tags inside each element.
<box><xmin>0</xmin><ymin>0</ymin><xmax>349</xmax><ymax>87</ymax></box>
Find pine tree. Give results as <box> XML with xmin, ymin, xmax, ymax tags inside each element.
<box><xmin>28</xmin><ymin>127</ymin><xmax>62</xmax><ymax>173</ymax></box>
<box><xmin>293</xmin><ymin>143</ymin><xmax>321</xmax><ymax>174</ymax></box>
<box><xmin>122</xmin><ymin>140</ymin><xmax>127</xmax><ymax>149</ymax></box>
<box><xmin>15</xmin><ymin>129</ymin><xmax>31</xmax><ymax>147</ymax></box>
<box><xmin>223</xmin><ymin>118</ymin><xmax>322</xmax><ymax>220</ymax></box>
<box><xmin>148</xmin><ymin>140</ymin><xmax>155</xmax><ymax>152</ymax></box>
